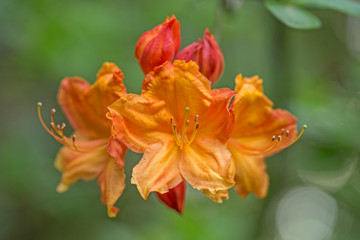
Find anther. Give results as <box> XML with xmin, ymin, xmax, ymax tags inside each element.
<box><xmin>272</xmin><ymin>135</ymin><xmax>276</xmax><ymax>141</ymax></box>
<box><xmin>188</xmin><ymin>116</ymin><xmax>200</xmax><ymax>145</ymax></box>
<box><xmin>195</xmin><ymin>115</ymin><xmax>199</xmax><ymax>122</ymax></box>
<box><xmin>51</xmin><ymin>108</ymin><xmax>56</xmax><ymax>115</ymax></box>
<box><xmin>278</xmin><ymin>135</ymin><xmax>282</xmax><ymax>141</ymax></box>
<box><xmin>281</xmin><ymin>128</ymin><xmax>285</xmax><ymax>135</ymax></box>
<box><xmin>61</xmin><ymin>123</ymin><xmax>66</xmax><ymax>130</ymax></box>
<box><xmin>72</xmin><ymin>135</ymin><xmax>79</xmax><ymax>151</ymax></box>
<box><xmin>37</xmin><ymin>102</ymin><xmax>42</xmax><ymax>107</ymax></box>
<box><xmin>286</xmin><ymin>130</ymin><xmax>289</xmax><ymax>137</ymax></box>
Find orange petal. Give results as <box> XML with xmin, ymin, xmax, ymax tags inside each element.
<box><xmin>232</xmin><ymin>74</ymin><xmax>273</xmax><ymax>134</ymax></box>
<box><xmin>197</xmin><ymin>88</ymin><xmax>235</xmax><ymax>142</ymax></box>
<box><xmin>108</xmin><ymin>94</ymin><xmax>171</xmax><ymax>153</ymax></box>
<box><xmin>231</xmin><ymin>74</ymin><xmax>297</xmax><ymax>155</ymax></box>
<box><xmin>180</xmin><ymin>138</ymin><xmax>234</xmax><ymax>193</ymax></box>
<box><xmin>54</xmin><ymin>139</ymin><xmax>109</xmax><ymax>192</ymax></box>
<box><xmin>156</xmin><ymin>180</ymin><xmax>186</xmax><ymax>214</ymax></box>
<box><xmin>142</xmin><ymin>60</ymin><xmax>212</xmax><ymax>124</ymax></box>
<box><xmin>107</xmin><ymin>135</ymin><xmax>127</xmax><ymax>167</ymax></box>
<box><xmin>131</xmin><ymin>140</ymin><xmax>183</xmax><ymax>199</ymax></box>
<box><xmin>202</xmin><ymin>189</ymin><xmax>229</xmax><ymax>203</ymax></box>
<box><xmin>57</xmin><ymin>62</ymin><xmax>126</xmax><ymax>139</ymax></box>
<box><xmin>228</xmin><ymin>142</ymin><xmax>269</xmax><ymax>198</ymax></box>
<box><xmin>98</xmin><ymin>158</ymin><xmax>126</xmax><ymax>218</ymax></box>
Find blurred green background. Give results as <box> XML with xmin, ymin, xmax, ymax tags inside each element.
<box><xmin>1</xmin><ymin>0</ymin><xmax>360</xmax><ymax>239</ymax></box>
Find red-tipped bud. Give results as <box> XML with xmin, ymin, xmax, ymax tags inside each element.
<box><xmin>176</xmin><ymin>29</ymin><xmax>224</xmax><ymax>84</ymax></box>
<box><xmin>135</xmin><ymin>15</ymin><xmax>181</xmax><ymax>74</ymax></box>
<box><xmin>156</xmin><ymin>181</ymin><xmax>185</xmax><ymax>214</ymax></box>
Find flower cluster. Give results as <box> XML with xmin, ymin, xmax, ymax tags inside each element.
<box><xmin>38</xmin><ymin>15</ymin><xmax>305</xmax><ymax>216</ymax></box>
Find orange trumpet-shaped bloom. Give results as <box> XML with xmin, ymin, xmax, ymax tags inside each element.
<box><xmin>135</xmin><ymin>15</ymin><xmax>181</xmax><ymax>74</ymax></box>
<box><xmin>108</xmin><ymin>60</ymin><xmax>235</xmax><ymax>201</ymax></box>
<box><xmin>38</xmin><ymin>62</ymin><xmax>127</xmax><ymax>217</ymax></box>
<box><xmin>176</xmin><ymin>29</ymin><xmax>224</xmax><ymax>85</ymax></box>
<box><xmin>227</xmin><ymin>74</ymin><xmax>305</xmax><ymax>199</ymax></box>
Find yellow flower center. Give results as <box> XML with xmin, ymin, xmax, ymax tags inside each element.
<box><xmin>170</xmin><ymin>107</ymin><xmax>199</xmax><ymax>149</ymax></box>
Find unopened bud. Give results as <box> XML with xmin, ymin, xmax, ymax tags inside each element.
<box><xmin>176</xmin><ymin>29</ymin><xmax>224</xmax><ymax>84</ymax></box>
<box><xmin>135</xmin><ymin>15</ymin><xmax>181</xmax><ymax>74</ymax></box>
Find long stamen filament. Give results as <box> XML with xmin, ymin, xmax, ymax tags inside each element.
<box><xmin>290</xmin><ymin>125</ymin><xmax>307</xmax><ymax>145</ymax></box>
<box><xmin>37</xmin><ymin>102</ymin><xmax>66</xmax><ymax>144</ymax></box>
<box><xmin>37</xmin><ymin>102</ymin><xmax>104</xmax><ymax>152</ymax></box>
<box><xmin>188</xmin><ymin>115</ymin><xmax>199</xmax><ymax>144</ymax></box>
<box><xmin>170</xmin><ymin>117</ymin><xmax>181</xmax><ymax>147</ymax></box>
<box><xmin>239</xmin><ymin>138</ymin><xmax>280</xmax><ymax>156</ymax></box>
<box><xmin>238</xmin><ymin>124</ymin><xmax>307</xmax><ymax>156</ymax></box>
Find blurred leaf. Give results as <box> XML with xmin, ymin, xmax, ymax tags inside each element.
<box><xmin>265</xmin><ymin>1</ymin><xmax>322</xmax><ymax>29</ymax></box>
<box><xmin>292</xmin><ymin>0</ymin><xmax>360</xmax><ymax>17</ymax></box>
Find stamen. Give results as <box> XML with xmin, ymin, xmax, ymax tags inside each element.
<box><xmin>173</xmin><ymin>124</ymin><xmax>181</xmax><ymax>147</ymax></box>
<box><xmin>170</xmin><ymin>108</ymin><xmax>200</xmax><ymax>148</ymax></box>
<box><xmin>170</xmin><ymin>117</ymin><xmax>180</xmax><ymax>146</ymax></box>
<box><xmin>72</xmin><ymin>135</ymin><xmax>79</xmax><ymax>151</ymax></box>
<box><xmin>37</xmin><ymin>102</ymin><xmax>105</xmax><ymax>152</ymax></box>
<box><xmin>188</xmin><ymin>122</ymin><xmax>199</xmax><ymax>144</ymax></box>
<box><xmin>37</xmin><ymin>102</ymin><xmax>65</xmax><ymax>143</ymax></box>
<box><xmin>180</xmin><ymin>107</ymin><xmax>190</xmax><ymax>149</ymax></box>
<box><xmin>237</xmin><ymin>124</ymin><xmax>307</xmax><ymax>156</ymax></box>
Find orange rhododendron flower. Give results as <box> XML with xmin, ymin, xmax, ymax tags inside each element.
<box><xmin>226</xmin><ymin>75</ymin><xmax>306</xmax><ymax>199</ymax></box>
<box><xmin>38</xmin><ymin>62</ymin><xmax>127</xmax><ymax>217</ymax></box>
<box><xmin>108</xmin><ymin>60</ymin><xmax>235</xmax><ymax>203</ymax></box>
<box><xmin>176</xmin><ymin>29</ymin><xmax>224</xmax><ymax>84</ymax></box>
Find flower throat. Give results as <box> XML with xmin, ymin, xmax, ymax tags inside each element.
<box><xmin>170</xmin><ymin>107</ymin><xmax>199</xmax><ymax>149</ymax></box>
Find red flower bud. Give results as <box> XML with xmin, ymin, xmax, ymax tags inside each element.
<box><xmin>176</xmin><ymin>29</ymin><xmax>224</xmax><ymax>84</ymax></box>
<box><xmin>135</xmin><ymin>15</ymin><xmax>181</xmax><ymax>74</ymax></box>
<box><xmin>156</xmin><ymin>181</ymin><xmax>185</xmax><ymax>214</ymax></box>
